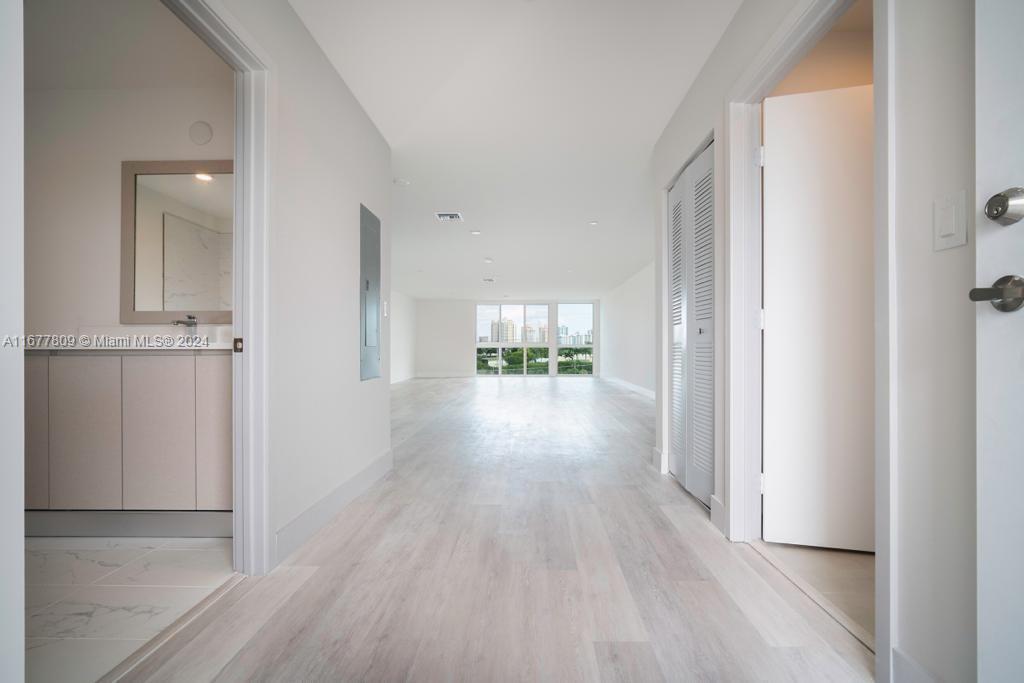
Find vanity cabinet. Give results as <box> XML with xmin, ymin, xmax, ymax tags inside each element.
<box><xmin>122</xmin><ymin>356</ymin><xmax>197</xmax><ymax>509</ymax></box>
<box><xmin>24</xmin><ymin>354</ymin><xmax>50</xmax><ymax>509</ymax></box>
<box><xmin>196</xmin><ymin>354</ymin><xmax>233</xmax><ymax>510</ymax></box>
<box><xmin>49</xmin><ymin>355</ymin><xmax>124</xmax><ymax>509</ymax></box>
<box><xmin>25</xmin><ymin>351</ymin><xmax>232</xmax><ymax>512</ymax></box>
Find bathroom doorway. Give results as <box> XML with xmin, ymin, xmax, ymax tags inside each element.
<box><xmin>20</xmin><ymin>0</ymin><xmax>268</xmax><ymax>678</ymax></box>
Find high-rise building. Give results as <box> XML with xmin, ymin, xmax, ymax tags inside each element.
<box><xmin>496</xmin><ymin>318</ymin><xmax>517</xmax><ymax>343</ymax></box>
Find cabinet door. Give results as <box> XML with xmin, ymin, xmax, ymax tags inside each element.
<box><xmin>25</xmin><ymin>354</ymin><xmax>49</xmax><ymax>509</ymax></box>
<box><xmin>196</xmin><ymin>354</ymin><xmax>232</xmax><ymax>510</ymax></box>
<box><xmin>49</xmin><ymin>355</ymin><xmax>122</xmax><ymax>509</ymax></box>
<box><xmin>122</xmin><ymin>355</ymin><xmax>196</xmax><ymax>510</ymax></box>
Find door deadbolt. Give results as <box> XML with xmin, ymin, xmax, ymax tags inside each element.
<box><xmin>984</xmin><ymin>187</ymin><xmax>1024</xmax><ymax>225</ymax></box>
<box><xmin>969</xmin><ymin>275</ymin><xmax>1024</xmax><ymax>312</ymax></box>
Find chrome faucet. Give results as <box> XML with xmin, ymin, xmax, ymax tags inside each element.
<box><xmin>172</xmin><ymin>314</ymin><xmax>199</xmax><ymax>337</ymax></box>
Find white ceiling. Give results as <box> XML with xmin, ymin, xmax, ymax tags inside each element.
<box><xmin>290</xmin><ymin>0</ymin><xmax>742</xmax><ymax>299</ymax></box>
<box><xmin>24</xmin><ymin>0</ymin><xmax>233</xmax><ymax>91</ymax></box>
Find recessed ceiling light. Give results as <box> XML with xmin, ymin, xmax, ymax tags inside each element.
<box><xmin>482</xmin><ymin>277</ymin><xmax>496</xmax><ymax>283</ymax></box>
<box><xmin>483</xmin><ymin>257</ymin><xmax>494</xmax><ymax>264</ymax></box>
<box><xmin>470</xmin><ymin>230</ymin><xmax>482</xmax><ymax>236</ymax></box>
<box><xmin>194</xmin><ymin>173</ymin><xmax>214</xmax><ymax>182</ymax></box>
<box><xmin>567</xmin><ymin>269</ymin><xmax>574</xmax><ymax>274</ymax></box>
<box><xmin>393</xmin><ymin>178</ymin><xmax>411</xmax><ymax>186</ymax></box>
<box><xmin>588</xmin><ymin>220</ymin><xmax>599</xmax><ymax>226</ymax></box>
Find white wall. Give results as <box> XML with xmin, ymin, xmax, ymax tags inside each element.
<box><xmin>220</xmin><ymin>0</ymin><xmax>392</xmax><ymax>559</ymax></box>
<box><xmin>24</xmin><ymin>86</ymin><xmax>234</xmax><ymax>333</ymax></box>
<box><xmin>390</xmin><ymin>290</ymin><xmax>416</xmax><ymax>383</ymax></box>
<box><xmin>892</xmin><ymin>0</ymin><xmax>975</xmax><ymax>679</ymax></box>
<box><xmin>0</xmin><ymin>1</ymin><xmax>24</xmax><ymax>678</ymax></box>
<box><xmin>415</xmin><ymin>299</ymin><xmax>476</xmax><ymax>378</ymax></box>
<box><xmin>600</xmin><ymin>262</ymin><xmax>655</xmax><ymax>396</ymax></box>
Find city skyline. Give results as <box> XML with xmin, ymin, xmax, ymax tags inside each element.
<box><xmin>476</xmin><ymin>303</ymin><xmax>594</xmax><ymax>346</ymax></box>
<box><xmin>475</xmin><ymin>319</ymin><xmax>595</xmax><ymax>345</ymax></box>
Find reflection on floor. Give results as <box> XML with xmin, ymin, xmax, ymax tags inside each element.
<box><xmin>762</xmin><ymin>542</ymin><xmax>874</xmax><ymax>642</ymax></box>
<box><xmin>25</xmin><ymin>537</ymin><xmax>233</xmax><ymax>683</ymax></box>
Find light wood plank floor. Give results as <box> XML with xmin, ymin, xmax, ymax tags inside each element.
<box><xmin>120</xmin><ymin>378</ymin><xmax>874</xmax><ymax>681</ymax></box>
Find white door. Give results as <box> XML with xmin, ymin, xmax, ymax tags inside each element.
<box><xmin>685</xmin><ymin>144</ymin><xmax>714</xmax><ymax>505</ymax></box>
<box><xmin>762</xmin><ymin>86</ymin><xmax>874</xmax><ymax>551</ymax></box>
<box><xmin>667</xmin><ymin>173</ymin><xmax>688</xmax><ymax>481</ymax></box>
<box><xmin>975</xmin><ymin>0</ymin><xmax>1024</xmax><ymax>676</ymax></box>
<box><xmin>667</xmin><ymin>143</ymin><xmax>715</xmax><ymax>505</ymax></box>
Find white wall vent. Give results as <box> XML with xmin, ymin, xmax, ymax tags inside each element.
<box><xmin>435</xmin><ymin>212</ymin><xmax>463</xmax><ymax>222</ymax></box>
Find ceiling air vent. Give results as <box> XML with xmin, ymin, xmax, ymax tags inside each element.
<box><xmin>435</xmin><ymin>212</ymin><xmax>463</xmax><ymax>222</ymax></box>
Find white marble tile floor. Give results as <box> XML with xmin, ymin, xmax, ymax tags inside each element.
<box><xmin>24</xmin><ymin>537</ymin><xmax>233</xmax><ymax>683</ymax></box>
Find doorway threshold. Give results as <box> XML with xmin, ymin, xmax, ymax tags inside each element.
<box><xmin>749</xmin><ymin>540</ymin><xmax>875</xmax><ymax>653</ymax></box>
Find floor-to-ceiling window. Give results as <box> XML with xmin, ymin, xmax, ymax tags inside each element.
<box><xmin>475</xmin><ymin>302</ymin><xmax>594</xmax><ymax>376</ymax></box>
<box><xmin>475</xmin><ymin>304</ymin><xmax>501</xmax><ymax>374</ymax></box>
<box><xmin>556</xmin><ymin>303</ymin><xmax>594</xmax><ymax>375</ymax></box>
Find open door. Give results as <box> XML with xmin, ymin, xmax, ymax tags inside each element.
<box><xmin>762</xmin><ymin>86</ymin><xmax>874</xmax><ymax>551</ymax></box>
<box><xmin>974</xmin><ymin>0</ymin><xmax>1024</xmax><ymax>676</ymax></box>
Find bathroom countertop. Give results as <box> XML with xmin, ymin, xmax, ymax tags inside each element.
<box><xmin>20</xmin><ymin>326</ymin><xmax>234</xmax><ymax>352</ymax></box>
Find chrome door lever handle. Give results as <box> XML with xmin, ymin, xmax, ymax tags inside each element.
<box><xmin>970</xmin><ymin>275</ymin><xmax>1024</xmax><ymax>312</ymax></box>
<box><xmin>969</xmin><ymin>287</ymin><xmax>1024</xmax><ymax>301</ymax></box>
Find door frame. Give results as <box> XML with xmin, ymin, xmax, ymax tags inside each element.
<box><xmin>711</xmin><ymin>0</ymin><xmax>894</xmax><ymax>678</ymax></box>
<box><xmin>161</xmin><ymin>0</ymin><xmax>272</xmax><ymax>576</ymax></box>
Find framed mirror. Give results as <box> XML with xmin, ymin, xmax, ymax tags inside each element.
<box><xmin>120</xmin><ymin>160</ymin><xmax>234</xmax><ymax>324</ymax></box>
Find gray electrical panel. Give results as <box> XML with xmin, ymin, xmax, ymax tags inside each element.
<box><xmin>360</xmin><ymin>205</ymin><xmax>381</xmax><ymax>380</ymax></box>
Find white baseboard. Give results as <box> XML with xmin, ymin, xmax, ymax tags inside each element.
<box><xmin>415</xmin><ymin>371</ymin><xmax>474</xmax><ymax>378</ymax></box>
<box><xmin>710</xmin><ymin>494</ymin><xmax>728</xmax><ymax>536</ymax></box>
<box><xmin>650</xmin><ymin>446</ymin><xmax>662</xmax><ymax>470</ymax></box>
<box><xmin>603</xmin><ymin>376</ymin><xmax>656</xmax><ymax>400</ymax></box>
<box><xmin>892</xmin><ymin>647</ymin><xmax>937</xmax><ymax>683</ymax></box>
<box><xmin>273</xmin><ymin>449</ymin><xmax>393</xmax><ymax>565</ymax></box>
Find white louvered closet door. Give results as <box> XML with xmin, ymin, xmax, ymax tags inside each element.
<box><xmin>684</xmin><ymin>144</ymin><xmax>714</xmax><ymax>506</ymax></box>
<box><xmin>666</xmin><ymin>142</ymin><xmax>714</xmax><ymax>505</ymax></box>
<box><xmin>667</xmin><ymin>173</ymin><xmax>688</xmax><ymax>481</ymax></box>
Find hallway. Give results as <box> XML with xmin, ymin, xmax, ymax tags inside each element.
<box><xmin>120</xmin><ymin>379</ymin><xmax>872</xmax><ymax>681</ymax></box>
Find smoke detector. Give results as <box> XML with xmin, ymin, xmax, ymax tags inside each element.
<box><xmin>435</xmin><ymin>212</ymin><xmax>463</xmax><ymax>222</ymax></box>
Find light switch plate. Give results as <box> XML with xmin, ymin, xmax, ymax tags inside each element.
<box><xmin>934</xmin><ymin>190</ymin><xmax>967</xmax><ymax>251</ymax></box>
